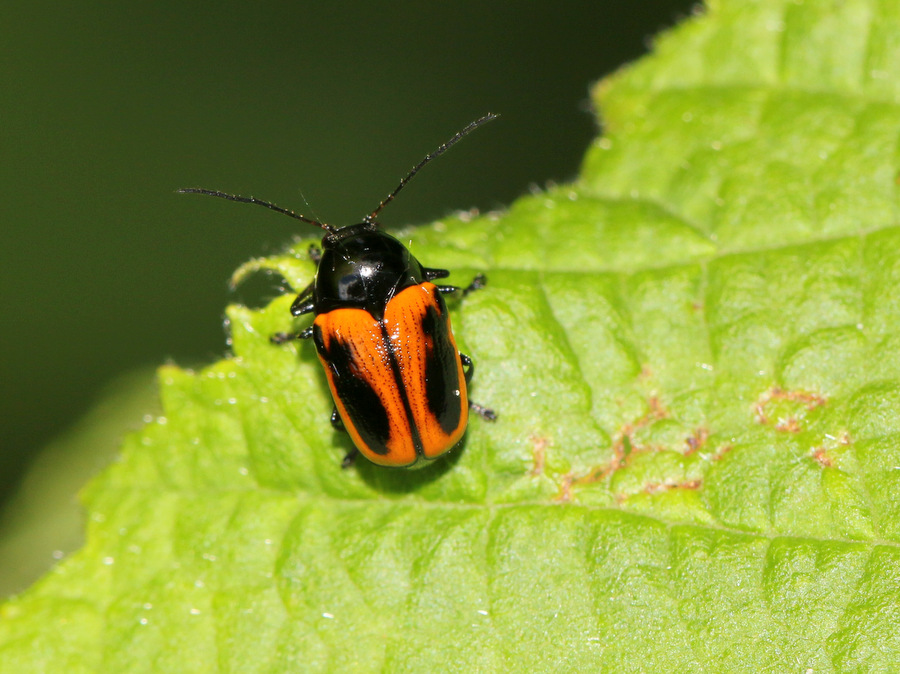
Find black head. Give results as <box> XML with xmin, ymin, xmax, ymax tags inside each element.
<box><xmin>314</xmin><ymin>223</ymin><xmax>425</xmax><ymax>318</ymax></box>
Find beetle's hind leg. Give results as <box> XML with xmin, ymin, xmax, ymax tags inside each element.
<box><xmin>460</xmin><ymin>353</ymin><xmax>497</xmax><ymax>421</ymax></box>
<box><xmin>328</xmin><ymin>406</ymin><xmax>358</xmax><ymax>468</ymax></box>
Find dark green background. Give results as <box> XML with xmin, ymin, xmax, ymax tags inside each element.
<box><xmin>1</xmin><ymin>1</ymin><xmax>693</xmax><ymax>507</ymax></box>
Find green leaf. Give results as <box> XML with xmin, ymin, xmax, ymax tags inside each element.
<box><xmin>0</xmin><ymin>368</ymin><xmax>161</xmax><ymax>598</ymax></box>
<box><xmin>5</xmin><ymin>0</ymin><xmax>900</xmax><ymax>670</ymax></box>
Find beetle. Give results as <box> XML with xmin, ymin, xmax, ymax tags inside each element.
<box><xmin>179</xmin><ymin>114</ymin><xmax>497</xmax><ymax>468</ymax></box>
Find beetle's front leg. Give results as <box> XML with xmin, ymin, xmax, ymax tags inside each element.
<box><xmin>289</xmin><ymin>283</ymin><xmax>315</xmax><ymax>317</ymax></box>
<box><xmin>278</xmin><ymin>243</ymin><xmax>320</xmax><ymax>327</ymax></box>
<box><xmin>271</xmin><ymin>272</ymin><xmax>316</xmax><ymax>343</ymax></box>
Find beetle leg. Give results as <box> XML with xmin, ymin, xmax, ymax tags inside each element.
<box><xmin>308</xmin><ymin>244</ymin><xmax>322</xmax><ymax>265</ymax></box>
<box><xmin>462</xmin><ymin>273</ymin><xmax>487</xmax><ymax>297</ymax></box>
<box><xmin>459</xmin><ymin>353</ymin><xmax>496</xmax><ymax>420</ymax></box>
<box><xmin>270</xmin><ymin>325</ymin><xmax>314</xmax><ymax>344</ymax></box>
<box><xmin>469</xmin><ymin>400</ymin><xmax>497</xmax><ymax>421</ymax></box>
<box><xmin>290</xmin><ymin>297</ymin><xmax>315</xmax><ymax>317</ymax></box>
<box><xmin>423</xmin><ymin>267</ymin><xmax>450</xmax><ymax>281</ymax></box>
<box><xmin>435</xmin><ymin>273</ymin><xmax>487</xmax><ymax>298</ymax></box>
<box><xmin>290</xmin><ymin>285</ymin><xmax>315</xmax><ymax>317</ymax></box>
<box><xmin>330</xmin><ymin>406</ymin><xmax>357</xmax><ymax>468</ymax></box>
<box><xmin>270</xmin><ymin>274</ymin><xmax>316</xmax><ymax>343</ymax></box>
<box><xmin>330</xmin><ymin>405</ymin><xmax>345</xmax><ymax>431</ymax></box>
<box><xmin>341</xmin><ymin>448</ymin><xmax>359</xmax><ymax>469</ymax></box>
<box><xmin>460</xmin><ymin>352</ymin><xmax>475</xmax><ymax>384</ymax></box>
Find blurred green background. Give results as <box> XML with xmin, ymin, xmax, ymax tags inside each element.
<box><xmin>1</xmin><ymin>0</ymin><xmax>693</xmax><ymax>585</ymax></box>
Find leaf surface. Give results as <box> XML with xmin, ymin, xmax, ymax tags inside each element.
<box><xmin>5</xmin><ymin>1</ymin><xmax>900</xmax><ymax>670</ymax></box>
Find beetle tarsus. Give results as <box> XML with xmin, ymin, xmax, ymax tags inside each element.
<box><xmin>460</xmin><ymin>352</ymin><xmax>475</xmax><ymax>384</ymax></box>
<box><xmin>423</xmin><ymin>267</ymin><xmax>450</xmax><ymax>281</ymax></box>
<box><xmin>290</xmin><ymin>289</ymin><xmax>315</xmax><ymax>317</ymax></box>
<box><xmin>462</xmin><ymin>273</ymin><xmax>487</xmax><ymax>297</ymax></box>
<box><xmin>341</xmin><ymin>449</ymin><xmax>359</xmax><ymax>469</ymax></box>
<box><xmin>469</xmin><ymin>401</ymin><xmax>497</xmax><ymax>421</ymax></box>
<box><xmin>270</xmin><ymin>326</ymin><xmax>313</xmax><ymax>344</ymax></box>
<box><xmin>436</xmin><ymin>273</ymin><xmax>487</xmax><ymax>298</ymax></box>
<box><xmin>330</xmin><ymin>406</ymin><xmax>344</xmax><ymax>431</ymax></box>
<box><xmin>270</xmin><ymin>332</ymin><xmax>292</xmax><ymax>344</ymax></box>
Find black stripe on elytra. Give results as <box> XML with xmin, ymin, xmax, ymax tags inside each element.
<box><xmin>422</xmin><ymin>297</ymin><xmax>463</xmax><ymax>436</ymax></box>
<box><xmin>381</xmin><ymin>322</ymin><xmax>425</xmax><ymax>457</ymax></box>
<box><xmin>313</xmin><ymin>323</ymin><xmax>392</xmax><ymax>455</ymax></box>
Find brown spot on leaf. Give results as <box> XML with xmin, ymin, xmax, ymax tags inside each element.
<box><xmin>775</xmin><ymin>417</ymin><xmax>802</xmax><ymax>433</ymax></box>
<box><xmin>810</xmin><ymin>447</ymin><xmax>833</xmax><ymax>468</ymax></box>
<box><xmin>554</xmin><ymin>473</ymin><xmax>575</xmax><ymax>502</ymax></box>
<box><xmin>807</xmin><ymin>431</ymin><xmax>851</xmax><ymax>468</ymax></box>
<box><xmin>613</xmin><ymin>396</ymin><xmax>669</xmax><ymax>461</ymax></box>
<box><xmin>684</xmin><ymin>427</ymin><xmax>709</xmax><ymax>455</ymax></box>
<box><xmin>711</xmin><ymin>443</ymin><xmax>733</xmax><ymax>461</ymax></box>
<box><xmin>551</xmin><ymin>397</ymin><xmax>673</xmax><ymax>502</ymax></box>
<box><xmin>754</xmin><ymin>387</ymin><xmax>826</xmax><ymax>430</ymax></box>
<box><xmin>643</xmin><ymin>478</ymin><xmax>702</xmax><ymax>495</ymax></box>
<box><xmin>552</xmin><ymin>464</ymin><xmax>615</xmax><ymax>502</ymax></box>
<box><xmin>530</xmin><ymin>435</ymin><xmax>550</xmax><ymax>477</ymax></box>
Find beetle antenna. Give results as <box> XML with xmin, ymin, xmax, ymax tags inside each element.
<box><xmin>365</xmin><ymin>113</ymin><xmax>498</xmax><ymax>224</ymax></box>
<box><xmin>177</xmin><ymin>187</ymin><xmax>337</xmax><ymax>234</ymax></box>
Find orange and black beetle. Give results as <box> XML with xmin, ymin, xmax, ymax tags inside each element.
<box><xmin>180</xmin><ymin>115</ymin><xmax>497</xmax><ymax>468</ymax></box>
